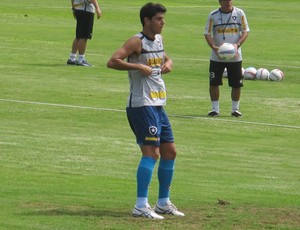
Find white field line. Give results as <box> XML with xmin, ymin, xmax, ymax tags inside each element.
<box><xmin>0</xmin><ymin>99</ymin><xmax>125</xmax><ymax>113</ymax></box>
<box><xmin>170</xmin><ymin>114</ymin><xmax>300</xmax><ymax>130</ymax></box>
<box><xmin>1</xmin><ymin>98</ymin><xmax>299</xmax><ymax>130</ymax></box>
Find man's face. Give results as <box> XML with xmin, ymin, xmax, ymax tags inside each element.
<box><xmin>146</xmin><ymin>12</ymin><xmax>165</xmax><ymax>34</ymax></box>
<box><xmin>219</xmin><ymin>0</ymin><xmax>233</xmax><ymax>7</ymax></box>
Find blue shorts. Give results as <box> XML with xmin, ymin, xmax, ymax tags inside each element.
<box><xmin>126</xmin><ymin>106</ymin><xmax>174</xmax><ymax>146</ymax></box>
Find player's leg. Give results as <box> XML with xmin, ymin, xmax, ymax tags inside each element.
<box><xmin>136</xmin><ymin>145</ymin><xmax>159</xmax><ymax>207</ymax></box>
<box><xmin>154</xmin><ymin>108</ymin><xmax>184</xmax><ymax>216</ymax></box>
<box><xmin>67</xmin><ymin>38</ymin><xmax>78</xmax><ymax>65</ymax></box>
<box><xmin>71</xmin><ymin>38</ymin><xmax>78</xmax><ymax>55</ymax></box>
<box><xmin>157</xmin><ymin>142</ymin><xmax>176</xmax><ymax>206</ymax></box>
<box><xmin>77</xmin><ymin>38</ymin><xmax>87</xmax><ymax>56</ymax></box>
<box><xmin>67</xmin><ymin>11</ymin><xmax>81</xmax><ymax>65</ymax></box>
<box><xmin>208</xmin><ymin>61</ymin><xmax>224</xmax><ymax>116</ymax></box>
<box><xmin>132</xmin><ymin>145</ymin><xmax>164</xmax><ymax>219</ymax></box>
<box><xmin>127</xmin><ymin>106</ymin><xmax>164</xmax><ymax>219</ymax></box>
<box><xmin>227</xmin><ymin>61</ymin><xmax>243</xmax><ymax>117</ymax></box>
<box><xmin>77</xmin><ymin>11</ymin><xmax>94</xmax><ymax>66</ymax></box>
<box><xmin>231</xmin><ymin>87</ymin><xmax>241</xmax><ymax>102</ymax></box>
<box><xmin>231</xmin><ymin>87</ymin><xmax>242</xmax><ymax>116</ymax></box>
<box><xmin>209</xmin><ymin>85</ymin><xmax>219</xmax><ymax>101</ymax></box>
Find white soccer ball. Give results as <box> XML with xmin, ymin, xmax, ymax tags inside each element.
<box><xmin>243</xmin><ymin>67</ymin><xmax>257</xmax><ymax>80</ymax></box>
<box><xmin>269</xmin><ymin>69</ymin><xmax>284</xmax><ymax>81</ymax></box>
<box><xmin>223</xmin><ymin>68</ymin><xmax>228</xmax><ymax>78</ymax></box>
<box><xmin>256</xmin><ymin>68</ymin><xmax>270</xmax><ymax>80</ymax></box>
<box><xmin>218</xmin><ymin>43</ymin><xmax>235</xmax><ymax>60</ymax></box>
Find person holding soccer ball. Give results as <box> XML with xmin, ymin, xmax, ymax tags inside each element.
<box><xmin>107</xmin><ymin>3</ymin><xmax>184</xmax><ymax>219</ymax></box>
<box><xmin>204</xmin><ymin>0</ymin><xmax>250</xmax><ymax>117</ymax></box>
<box><xmin>67</xmin><ymin>0</ymin><xmax>102</xmax><ymax>66</ymax></box>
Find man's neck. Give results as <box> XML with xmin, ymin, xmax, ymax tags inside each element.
<box><xmin>220</xmin><ymin>6</ymin><xmax>233</xmax><ymax>13</ymax></box>
<box><xmin>142</xmin><ymin>30</ymin><xmax>156</xmax><ymax>41</ymax></box>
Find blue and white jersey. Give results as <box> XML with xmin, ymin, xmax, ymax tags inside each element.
<box><xmin>127</xmin><ymin>32</ymin><xmax>166</xmax><ymax>108</ymax></box>
<box><xmin>204</xmin><ymin>7</ymin><xmax>250</xmax><ymax>62</ymax></box>
<box><xmin>73</xmin><ymin>0</ymin><xmax>95</xmax><ymax>13</ymax></box>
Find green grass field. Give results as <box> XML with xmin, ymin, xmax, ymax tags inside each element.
<box><xmin>1</xmin><ymin>0</ymin><xmax>299</xmax><ymax>229</ymax></box>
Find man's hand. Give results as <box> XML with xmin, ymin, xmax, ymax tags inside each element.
<box><xmin>138</xmin><ymin>64</ymin><xmax>153</xmax><ymax>76</ymax></box>
<box><xmin>213</xmin><ymin>46</ymin><xmax>223</xmax><ymax>60</ymax></box>
<box><xmin>96</xmin><ymin>8</ymin><xmax>102</xmax><ymax>19</ymax></box>
<box><xmin>233</xmin><ymin>43</ymin><xmax>240</xmax><ymax>58</ymax></box>
<box><xmin>161</xmin><ymin>62</ymin><xmax>172</xmax><ymax>74</ymax></box>
<box><xmin>161</xmin><ymin>54</ymin><xmax>173</xmax><ymax>74</ymax></box>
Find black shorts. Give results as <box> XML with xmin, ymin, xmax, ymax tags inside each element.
<box><xmin>75</xmin><ymin>10</ymin><xmax>94</xmax><ymax>39</ymax></box>
<box><xmin>209</xmin><ymin>60</ymin><xmax>243</xmax><ymax>88</ymax></box>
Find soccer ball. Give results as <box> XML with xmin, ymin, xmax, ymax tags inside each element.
<box><xmin>218</xmin><ymin>43</ymin><xmax>235</xmax><ymax>60</ymax></box>
<box><xmin>269</xmin><ymin>69</ymin><xmax>284</xmax><ymax>81</ymax></box>
<box><xmin>256</xmin><ymin>68</ymin><xmax>269</xmax><ymax>80</ymax></box>
<box><xmin>243</xmin><ymin>67</ymin><xmax>257</xmax><ymax>80</ymax></box>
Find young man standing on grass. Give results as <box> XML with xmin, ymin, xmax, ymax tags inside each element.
<box><xmin>107</xmin><ymin>2</ymin><xmax>184</xmax><ymax>220</ymax></box>
<box><xmin>204</xmin><ymin>0</ymin><xmax>250</xmax><ymax>117</ymax></box>
<box><xmin>67</xmin><ymin>0</ymin><xmax>102</xmax><ymax>67</ymax></box>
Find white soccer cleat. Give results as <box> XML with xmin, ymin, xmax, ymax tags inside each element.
<box><xmin>154</xmin><ymin>201</ymin><xmax>185</xmax><ymax>217</ymax></box>
<box><xmin>132</xmin><ymin>204</ymin><xmax>164</xmax><ymax>220</ymax></box>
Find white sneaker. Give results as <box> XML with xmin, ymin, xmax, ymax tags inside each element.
<box><xmin>76</xmin><ymin>59</ymin><xmax>93</xmax><ymax>67</ymax></box>
<box><xmin>231</xmin><ymin>110</ymin><xmax>242</xmax><ymax>117</ymax></box>
<box><xmin>132</xmin><ymin>204</ymin><xmax>164</xmax><ymax>220</ymax></box>
<box><xmin>154</xmin><ymin>201</ymin><xmax>185</xmax><ymax>217</ymax></box>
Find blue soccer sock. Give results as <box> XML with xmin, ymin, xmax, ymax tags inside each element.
<box><xmin>136</xmin><ymin>156</ymin><xmax>156</xmax><ymax>208</ymax></box>
<box><xmin>157</xmin><ymin>159</ymin><xmax>175</xmax><ymax>205</ymax></box>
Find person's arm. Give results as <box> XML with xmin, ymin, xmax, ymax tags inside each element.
<box><xmin>161</xmin><ymin>53</ymin><xmax>173</xmax><ymax>74</ymax></box>
<box><xmin>204</xmin><ymin>34</ymin><xmax>219</xmax><ymax>55</ymax></box>
<box><xmin>236</xmin><ymin>31</ymin><xmax>249</xmax><ymax>48</ymax></box>
<box><xmin>232</xmin><ymin>31</ymin><xmax>249</xmax><ymax>58</ymax></box>
<box><xmin>204</xmin><ymin>13</ymin><xmax>219</xmax><ymax>54</ymax></box>
<box><xmin>71</xmin><ymin>0</ymin><xmax>76</xmax><ymax>19</ymax></box>
<box><xmin>90</xmin><ymin>0</ymin><xmax>102</xmax><ymax>19</ymax></box>
<box><xmin>107</xmin><ymin>36</ymin><xmax>152</xmax><ymax>76</ymax></box>
<box><xmin>205</xmin><ymin>34</ymin><xmax>230</xmax><ymax>60</ymax></box>
<box><xmin>234</xmin><ymin>10</ymin><xmax>250</xmax><ymax>50</ymax></box>
<box><xmin>160</xmin><ymin>35</ymin><xmax>172</xmax><ymax>74</ymax></box>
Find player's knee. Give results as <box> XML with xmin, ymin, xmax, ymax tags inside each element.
<box><xmin>162</xmin><ymin>148</ymin><xmax>177</xmax><ymax>160</ymax></box>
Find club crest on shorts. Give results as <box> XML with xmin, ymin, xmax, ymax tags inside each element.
<box><xmin>149</xmin><ymin>126</ymin><xmax>158</xmax><ymax>135</ymax></box>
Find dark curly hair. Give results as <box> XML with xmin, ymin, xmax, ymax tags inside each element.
<box><xmin>140</xmin><ymin>2</ymin><xmax>166</xmax><ymax>26</ymax></box>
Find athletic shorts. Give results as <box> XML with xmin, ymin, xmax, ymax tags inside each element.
<box><xmin>209</xmin><ymin>60</ymin><xmax>244</xmax><ymax>88</ymax></box>
<box><xmin>75</xmin><ymin>10</ymin><xmax>94</xmax><ymax>39</ymax></box>
<box><xmin>126</xmin><ymin>106</ymin><xmax>174</xmax><ymax>146</ymax></box>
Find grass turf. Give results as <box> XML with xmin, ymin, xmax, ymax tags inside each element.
<box><xmin>0</xmin><ymin>0</ymin><xmax>299</xmax><ymax>229</ymax></box>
